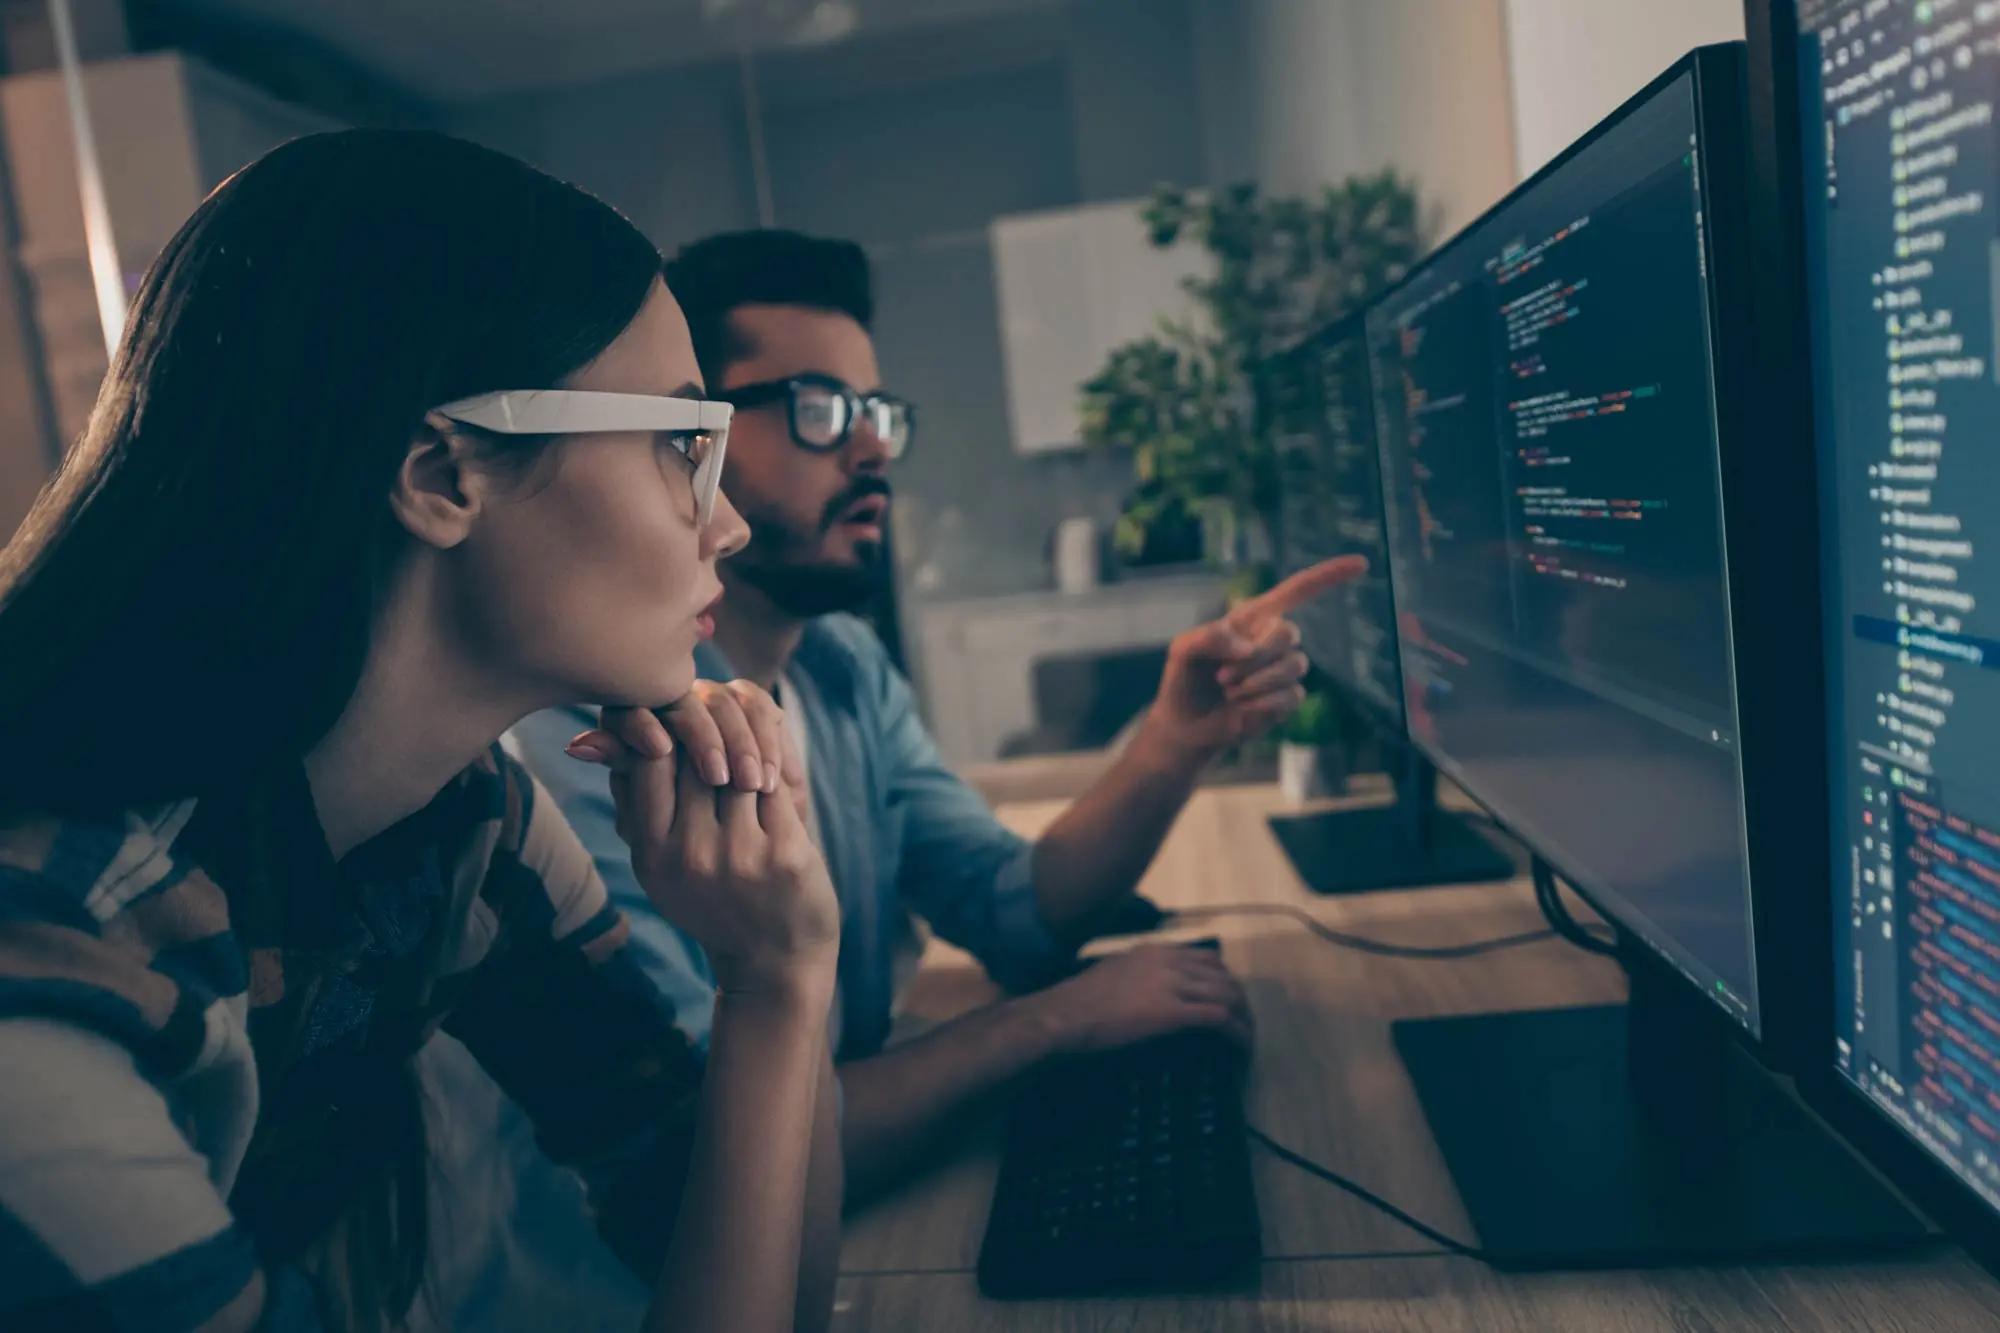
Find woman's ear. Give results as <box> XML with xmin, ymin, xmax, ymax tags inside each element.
<box><xmin>390</xmin><ymin>413</ymin><xmax>487</xmax><ymax>549</ymax></box>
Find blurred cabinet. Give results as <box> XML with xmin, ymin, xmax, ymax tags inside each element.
<box><xmin>0</xmin><ymin>51</ymin><xmax>332</xmax><ymax>457</ymax></box>
<box><xmin>911</xmin><ymin>574</ymin><xmax>1225</xmax><ymax>765</ymax></box>
<box><xmin>989</xmin><ymin>198</ymin><xmax>1212</xmax><ymax>455</ymax></box>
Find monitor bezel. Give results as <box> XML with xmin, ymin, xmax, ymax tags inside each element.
<box><xmin>1261</xmin><ymin>308</ymin><xmax>1410</xmax><ymax>741</ymax></box>
<box><xmin>1362</xmin><ymin>42</ymin><xmax>1818</xmax><ymax>1061</ymax></box>
<box><xmin>1750</xmin><ymin>0</ymin><xmax>2000</xmax><ymax>1277</ymax></box>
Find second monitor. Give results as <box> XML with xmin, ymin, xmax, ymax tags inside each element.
<box><xmin>1367</xmin><ymin>73</ymin><xmax>1761</xmax><ymax>1031</ymax></box>
<box><xmin>1263</xmin><ymin>313</ymin><xmax>1513</xmax><ymax>894</ymax></box>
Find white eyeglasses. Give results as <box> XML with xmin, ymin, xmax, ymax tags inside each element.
<box><xmin>433</xmin><ymin>389</ymin><xmax>733</xmax><ymax>525</ymax></box>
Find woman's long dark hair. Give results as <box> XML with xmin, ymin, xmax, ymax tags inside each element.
<box><xmin>0</xmin><ymin>129</ymin><xmax>663</xmax><ymax>1328</ymax></box>
<box><xmin>0</xmin><ymin>127</ymin><xmax>661</xmax><ymax>810</ymax></box>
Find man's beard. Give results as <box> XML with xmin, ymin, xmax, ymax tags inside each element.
<box><xmin>730</xmin><ymin>477</ymin><xmax>893</xmax><ymax>618</ymax></box>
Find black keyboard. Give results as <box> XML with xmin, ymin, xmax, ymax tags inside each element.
<box><xmin>977</xmin><ymin>1026</ymin><xmax>1262</xmax><ymax>1298</ymax></box>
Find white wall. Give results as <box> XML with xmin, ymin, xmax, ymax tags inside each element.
<box><xmin>1193</xmin><ymin>0</ymin><xmax>1517</xmax><ymax>239</ymax></box>
<box><xmin>447</xmin><ymin>60</ymin><xmax>758</xmax><ymax>257</ymax></box>
<box><xmin>447</xmin><ymin>3</ymin><xmax>1185</xmax><ymax>606</ymax></box>
<box><xmin>1503</xmin><ymin>0</ymin><xmax>1745</xmax><ymax>180</ymax></box>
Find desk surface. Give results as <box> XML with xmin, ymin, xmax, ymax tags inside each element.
<box><xmin>831</xmin><ymin>781</ymin><xmax>2000</xmax><ymax>1330</ymax></box>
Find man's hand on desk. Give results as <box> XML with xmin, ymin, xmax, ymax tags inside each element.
<box><xmin>1144</xmin><ymin>555</ymin><xmax>1370</xmax><ymax>765</ymax></box>
<box><xmin>1027</xmin><ymin>944</ymin><xmax>1254</xmax><ymax>1055</ymax></box>
<box><xmin>830</xmin><ymin>943</ymin><xmax>1252</xmax><ymax>1200</ymax></box>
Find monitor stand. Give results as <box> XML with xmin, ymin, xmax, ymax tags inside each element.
<box><xmin>1267</xmin><ymin>744</ymin><xmax>1515</xmax><ymax>895</ymax></box>
<box><xmin>1390</xmin><ymin>940</ymin><xmax>1934</xmax><ymax>1270</ymax></box>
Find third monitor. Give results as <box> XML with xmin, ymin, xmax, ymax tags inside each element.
<box><xmin>1265</xmin><ymin>311</ymin><xmax>1514</xmax><ymax>895</ymax></box>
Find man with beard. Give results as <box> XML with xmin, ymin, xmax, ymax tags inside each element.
<box><xmin>511</xmin><ymin>229</ymin><xmax>1362</xmax><ymax>1200</ymax></box>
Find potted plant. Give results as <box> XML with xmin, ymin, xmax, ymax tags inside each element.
<box><xmin>1080</xmin><ymin>173</ymin><xmax>1427</xmax><ymax>579</ymax></box>
<box><xmin>1273</xmin><ymin>688</ymin><xmax>1350</xmax><ymax>804</ymax></box>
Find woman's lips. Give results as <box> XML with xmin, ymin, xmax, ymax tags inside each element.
<box><xmin>696</xmin><ymin>590</ymin><xmax>723</xmax><ymax>640</ymax></box>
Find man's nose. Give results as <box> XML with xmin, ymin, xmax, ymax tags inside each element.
<box><xmin>845</xmin><ymin>417</ymin><xmax>892</xmax><ymax>474</ymax></box>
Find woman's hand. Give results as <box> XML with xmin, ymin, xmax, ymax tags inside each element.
<box><xmin>568</xmin><ymin>679</ymin><xmax>811</xmax><ymax>824</ymax></box>
<box><xmin>581</xmin><ymin>703</ymin><xmax>838</xmax><ymax>999</ymax></box>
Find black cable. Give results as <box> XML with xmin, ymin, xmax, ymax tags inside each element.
<box><xmin>1443</xmin><ymin>810</ymin><xmax>1617</xmax><ymax>956</ymax></box>
<box><xmin>1261</xmin><ymin>1248</ymin><xmax>1455</xmax><ymax>1264</ymax></box>
<box><xmin>1165</xmin><ymin>903</ymin><xmax>1567</xmax><ymax>959</ymax></box>
<box><xmin>1246</xmin><ymin>1124</ymin><xmax>1485</xmax><ymax>1260</ymax></box>
<box><xmin>839</xmin><ymin>1250</ymin><xmax>1460</xmax><ymax>1277</ymax></box>
<box><xmin>1532</xmin><ymin>858</ymin><xmax>1618</xmax><ymax>956</ymax></box>
<box><xmin>1431</xmin><ymin>808</ymin><xmax>1618</xmax><ymax>958</ymax></box>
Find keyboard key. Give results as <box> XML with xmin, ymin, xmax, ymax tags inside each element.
<box><xmin>978</xmin><ymin>1031</ymin><xmax>1261</xmax><ymax>1298</ymax></box>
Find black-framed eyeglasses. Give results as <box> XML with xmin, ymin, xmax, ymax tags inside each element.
<box><xmin>718</xmin><ymin>373</ymin><xmax>914</xmax><ymax>459</ymax></box>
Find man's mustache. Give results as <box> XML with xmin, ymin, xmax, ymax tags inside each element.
<box><xmin>819</xmin><ymin>476</ymin><xmax>893</xmax><ymax>533</ymax></box>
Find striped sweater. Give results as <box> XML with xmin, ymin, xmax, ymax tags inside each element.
<box><xmin>0</xmin><ymin>746</ymin><xmax>705</xmax><ymax>1332</ymax></box>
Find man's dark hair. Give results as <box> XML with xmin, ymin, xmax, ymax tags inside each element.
<box><xmin>663</xmin><ymin>229</ymin><xmax>873</xmax><ymax>388</ymax></box>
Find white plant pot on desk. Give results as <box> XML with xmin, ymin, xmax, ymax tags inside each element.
<box><xmin>1278</xmin><ymin>741</ymin><xmax>1348</xmax><ymax>804</ymax></box>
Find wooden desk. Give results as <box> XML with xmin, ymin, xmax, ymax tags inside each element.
<box><xmin>831</xmin><ymin>782</ymin><xmax>2000</xmax><ymax>1330</ymax></box>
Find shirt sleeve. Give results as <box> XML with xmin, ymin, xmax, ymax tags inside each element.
<box><xmin>847</xmin><ymin>621</ymin><xmax>1075</xmax><ymax>991</ymax></box>
<box><xmin>0</xmin><ymin>1014</ymin><xmax>296</xmax><ymax>1333</ymax></box>
<box><xmin>506</xmin><ymin>708</ymin><xmax>719</xmax><ymax>1052</ymax></box>
<box><xmin>438</xmin><ymin>752</ymin><xmax>709</xmax><ymax>1283</ymax></box>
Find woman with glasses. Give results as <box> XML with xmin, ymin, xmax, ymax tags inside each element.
<box><xmin>0</xmin><ymin>129</ymin><xmax>841</xmax><ymax>1333</ymax></box>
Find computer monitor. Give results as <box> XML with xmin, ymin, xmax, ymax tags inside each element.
<box><xmin>1269</xmin><ymin>315</ymin><xmax>1405</xmax><ymax>725</ymax></box>
<box><xmin>1370</xmin><ymin>43</ymin><xmax>1927</xmax><ymax>1269</ymax></box>
<box><xmin>1757</xmin><ymin>0</ymin><xmax>2000</xmax><ymax>1276</ymax></box>
<box><xmin>1370</xmin><ymin>51</ymin><xmax>1761</xmax><ymax>1037</ymax></box>
<box><xmin>1259</xmin><ymin>312</ymin><xmax>1514</xmax><ymax>894</ymax></box>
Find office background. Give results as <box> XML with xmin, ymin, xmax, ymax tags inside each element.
<box><xmin>0</xmin><ymin>0</ymin><xmax>1743</xmax><ymax>759</ymax></box>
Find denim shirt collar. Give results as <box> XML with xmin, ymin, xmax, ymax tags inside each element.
<box><xmin>694</xmin><ymin>629</ymin><xmax>887</xmax><ymax>1054</ymax></box>
<box><xmin>693</xmin><ymin>622</ymin><xmax>860</xmax><ymax>712</ymax></box>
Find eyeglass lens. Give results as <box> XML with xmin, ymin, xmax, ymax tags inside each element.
<box><xmin>793</xmin><ymin>383</ymin><xmax>851</xmax><ymax>447</ymax></box>
<box><xmin>792</xmin><ymin>382</ymin><xmax>910</xmax><ymax>456</ymax></box>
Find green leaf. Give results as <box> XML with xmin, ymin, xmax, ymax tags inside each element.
<box><xmin>1274</xmin><ymin>690</ymin><xmax>1337</xmax><ymax>744</ymax></box>
<box><xmin>1112</xmin><ymin>512</ymin><xmax>1151</xmax><ymax>558</ymax></box>
<box><xmin>1088</xmin><ymin>172</ymin><xmax>1427</xmax><ymax>565</ymax></box>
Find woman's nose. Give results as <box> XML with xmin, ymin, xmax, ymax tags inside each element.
<box><xmin>703</xmin><ymin>487</ymin><xmax>750</xmax><ymax>560</ymax></box>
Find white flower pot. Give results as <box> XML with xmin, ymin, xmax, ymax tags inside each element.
<box><xmin>1278</xmin><ymin>741</ymin><xmax>1348</xmax><ymax>804</ymax></box>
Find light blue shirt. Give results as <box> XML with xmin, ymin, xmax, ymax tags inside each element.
<box><xmin>416</xmin><ymin>613</ymin><xmax>1075</xmax><ymax>1331</ymax></box>
<box><xmin>512</xmin><ymin>611</ymin><xmax>1074</xmax><ymax>1058</ymax></box>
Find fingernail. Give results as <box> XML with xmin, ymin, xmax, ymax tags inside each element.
<box><xmin>705</xmin><ymin>750</ymin><xmax>731</xmax><ymax>786</ymax></box>
<box><xmin>764</xmin><ymin>761</ymin><xmax>781</xmax><ymax>794</ymax></box>
<box><xmin>565</xmin><ymin>739</ymin><xmax>609</xmax><ymax>763</ymax></box>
